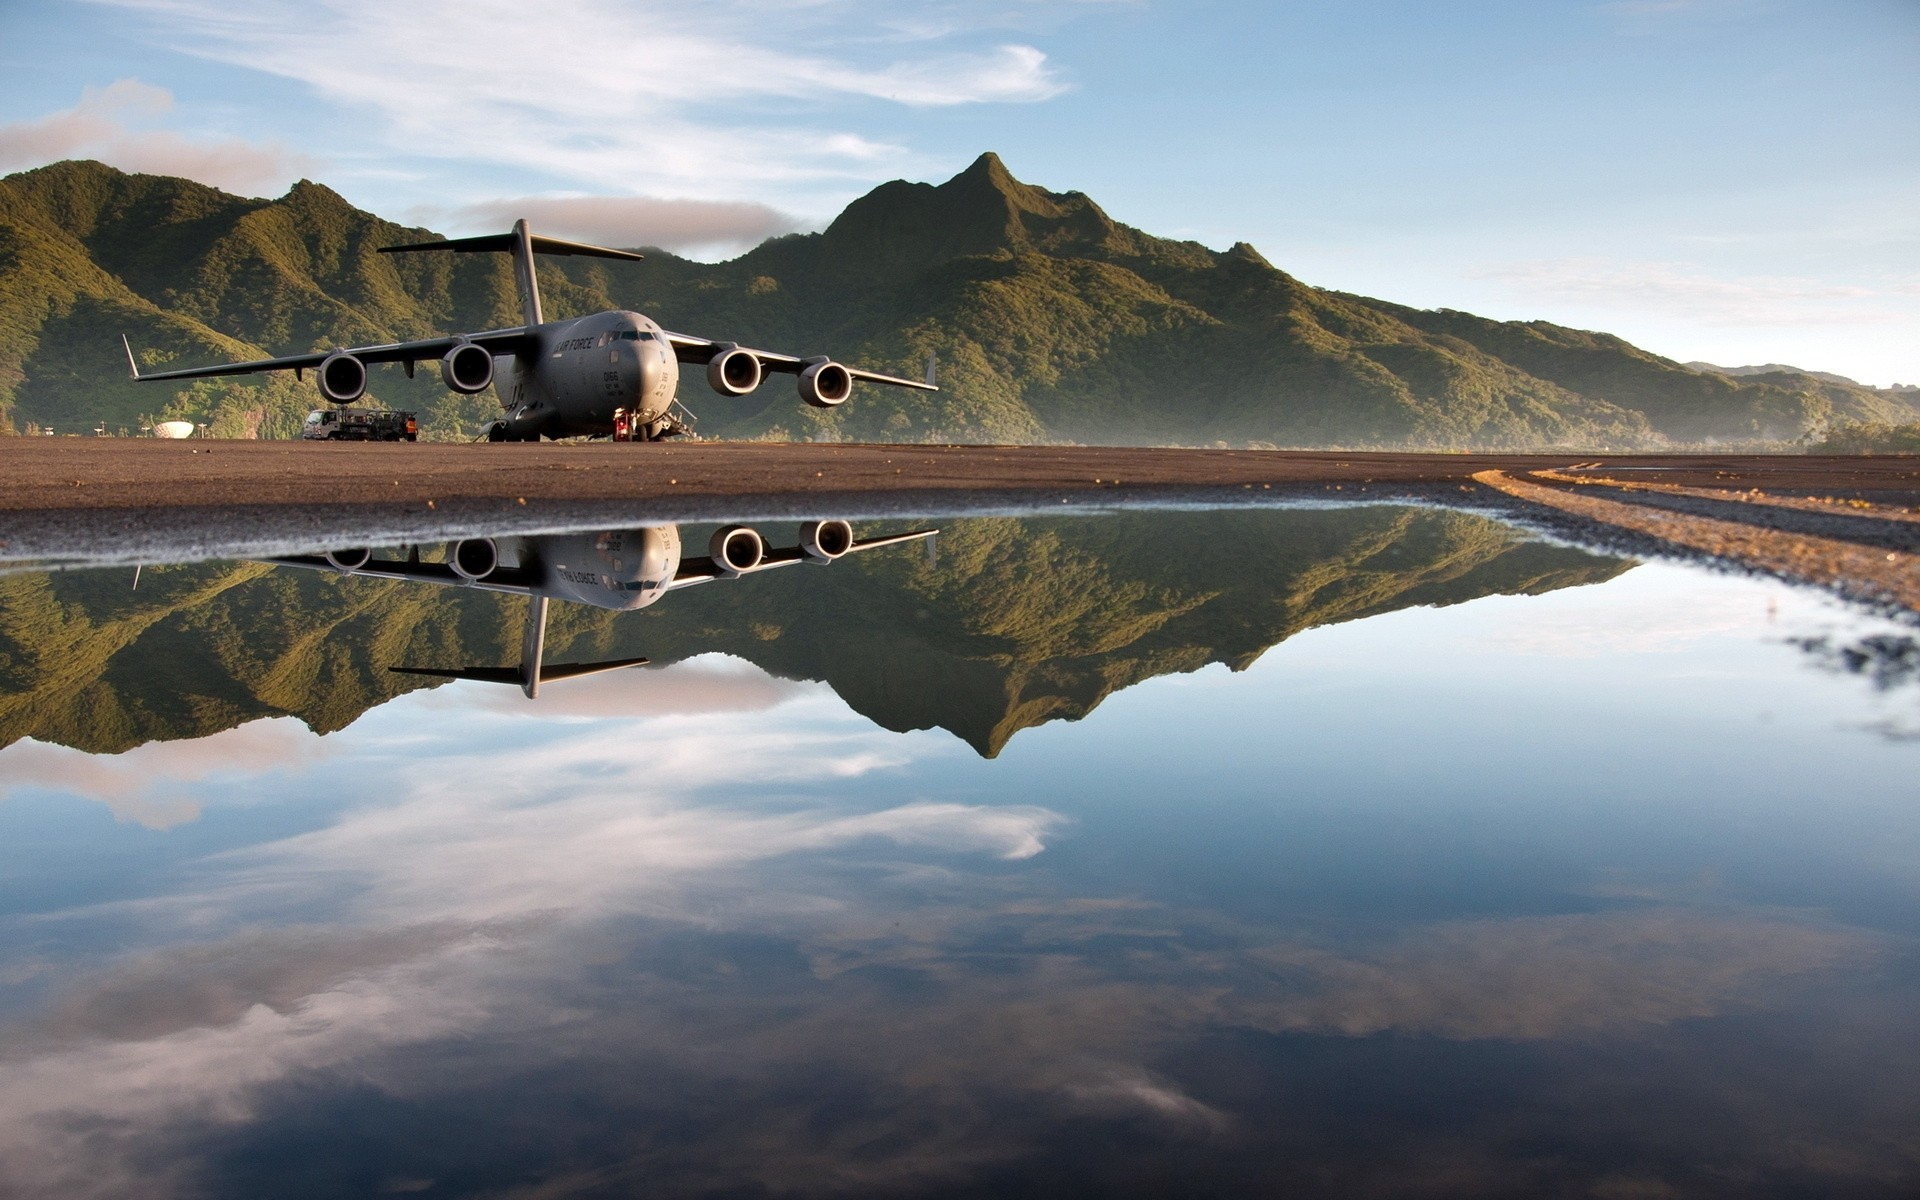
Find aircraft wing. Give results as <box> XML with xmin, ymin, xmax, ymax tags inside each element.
<box><xmin>261</xmin><ymin>553</ymin><xmax>540</xmax><ymax>596</ymax></box>
<box><xmin>666</xmin><ymin>527</ymin><xmax>938</xmax><ymax>591</ymax></box>
<box><xmin>661</xmin><ymin>332</ymin><xmax>937</xmax><ymax>392</ymax></box>
<box><xmin>124</xmin><ymin>328</ymin><xmax>536</xmax><ymax>383</ymax></box>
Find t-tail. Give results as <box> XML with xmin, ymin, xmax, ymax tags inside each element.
<box><xmin>391</xmin><ymin>595</ymin><xmax>648</xmax><ymax>698</ymax></box>
<box><xmin>376</xmin><ymin>221</ymin><xmax>645</xmax><ymax>330</ymax></box>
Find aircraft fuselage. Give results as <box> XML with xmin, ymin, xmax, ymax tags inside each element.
<box><xmin>493</xmin><ymin>311</ymin><xmax>680</xmax><ymax>441</ymax></box>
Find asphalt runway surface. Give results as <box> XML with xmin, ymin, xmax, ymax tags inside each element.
<box><xmin>1</xmin><ymin>441</ymin><xmax>1917</xmax><ymax>611</ymax></box>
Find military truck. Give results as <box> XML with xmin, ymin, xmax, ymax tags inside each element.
<box><xmin>301</xmin><ymin>409</ymin><xmax>418</xmax><ymax>441</ymax></box>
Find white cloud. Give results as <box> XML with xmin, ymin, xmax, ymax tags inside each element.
<box><xmin>435</xmin><ymin>194</ymin><xmax>803</xmax><ymax>257</ymax></box>
<box><xmin>82</xmin><ymin>0</ymin><xmax>1070</xmax><ymax>200</ymax></box>
<box><xmin>0</xmin><ymin>79</ymin><xmax>312</xmax><ymax>194</ymax></box>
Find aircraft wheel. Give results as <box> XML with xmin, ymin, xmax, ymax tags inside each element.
<box><xmin>486</xmin><ymin>423</ymin><xmax>508</xmax><ymax>443</ymax></box>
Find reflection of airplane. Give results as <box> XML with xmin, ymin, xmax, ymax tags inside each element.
<box><xmin>263</xmin><ymin>521</ymin><xmax>936</xmax><ymax>698</ymax></box>
<box><xmin>122</xmin><ymin>220</ymin><xmax>936</xmax><ymax>442</ymax></box>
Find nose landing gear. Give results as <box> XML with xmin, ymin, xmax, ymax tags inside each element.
<box><xmin>610</xmin><ymin>402</ymin><xmax>699</xmax><ymax>442</ymax></box>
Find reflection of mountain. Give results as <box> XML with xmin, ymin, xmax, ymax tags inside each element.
<box><xmin>0</xmin><ymin>508</ymin><xmax>1628</xmax><ymax>757</ymax></box>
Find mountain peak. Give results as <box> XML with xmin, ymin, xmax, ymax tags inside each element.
<box><xmin>957</xmin><ymin>151</ymin><xmax>1014</xmax><ymax>184</ymax></box>
<box><xmin>808</xmin><ymin>152</ymin><xmax>1165</xmax><ymax>278</ymax></box>
<box><xmin>938</xmin><ymin>152</ymin><xmax>1064</xmax><ymax>219</ymax></box>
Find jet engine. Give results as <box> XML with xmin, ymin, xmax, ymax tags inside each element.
<box><xmin>324</xmin><ymin>547</ymin><xmax>372</xmax><ymax>572</ymax></box>
<box><xmin>709</xmin><ymin>525</ymin><xmax>766</xmax><ymax>575</ymax></box>
<box><xmin>799</xmin><ymin>360</ymin><xmax>853</xmax><ymax>408</ymax></box>
<box><xmin>317</xmin><ymin>351</ymin><xmax>368</xmax><ymax>404</ymax></box>
<box><xmin>706</xmin><ymin>346</ymin><xmax>762</xmax><ymax>396</ymax></box>
<box><xmin>449</xmin><ymin>537</ymin><xmax>500</xmax><ymax>581</ymax></box>
<box><xmin>800</xmin><ymin>519</ymin><xmax>854</xmax><ymax>562</ymax></box>
<box><xmin>441</xmin><ymin>343</ymin><xmax>494</xmax><ymax>395</ymax></box>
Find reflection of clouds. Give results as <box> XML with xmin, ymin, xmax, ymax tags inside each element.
<box><xmin>231</xmin><ymin>707</ymin><xmax>1051</xmax><ymax>925</ymax></box>
<box><xmin>31</xmin><ymin>923</ymin><xmax>481</xmax><ymax>1044</ymax></box>
<box><xmin>1067</xmin><ymin>1070</ymin><xmax>1233</xmax><ymax>1133</ymax></box>
<box><xmin>0</xmin><ymin>693</ymin><xmax>1067</xmax><ymax>1196</ymax></box>
<box><xmin>0</xmin><ymin>941</ymin><xmax>493</xmax><ymax>1199</ymax></box>
<box><xmin>0</xmin><ymin>719</ymin><xmax>321</xmax><ymax>829</ymax></box>
<box><xmin>0</xmin><ymin>675</ymin><xmax>1895</xmax><ymax>1196</ymax></box>
<box><xmin>0</xmin><ymin>886</ymin><xmax>1887</xmax><ymax>1196</ymax></box>
<box><xmin>1232</xmin><ymin>911</ymin><xmax>1875</xmax><ymax>1040</ymax></box>
<box><xmin>445</xmin><ymin>656</ymin><xmax>806</xmax><ymax>720</ymax></box>
<box><xmin>1467</xmin><ymin>591</ymin><xmax>1765</xmax><ymax>658</ymax></box>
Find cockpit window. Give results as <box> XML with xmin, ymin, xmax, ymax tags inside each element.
<box><xmin>618</xmin><ymin>331</ymin><xmax>652</xmax><ymax>341</ymax></box>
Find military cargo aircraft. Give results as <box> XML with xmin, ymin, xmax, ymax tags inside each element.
<box><xmin>263</xmin><ymin>520</ymin><xmax>936</xmax><ymax>697</ymax></box>
<box><xmin>123</xmin><ymin>220</ymin><xmax>936</xmax><ymax>441</ymax></box>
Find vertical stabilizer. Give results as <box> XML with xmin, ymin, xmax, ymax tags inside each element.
<box><xmin>511</xmin><ymin>219</ymin><xmax>543</xmax><ymax>329</ymax></box>
<box><xmin>520</xmin><ymin>594</ymin><xmax>549</xmax><ymax>698</ymax></box>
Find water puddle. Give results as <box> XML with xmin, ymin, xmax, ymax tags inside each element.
<box><xmin>0</xmin><ymin>506</ymin><xmax>1915</xmax><ymax>1197</ymax></box>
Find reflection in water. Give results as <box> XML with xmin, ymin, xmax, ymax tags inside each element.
<box><xmin>0</xmin><ymin>507</ymin><xmax>1917</xmax><ymax>1198</ymax></box>
<box><xmin>1793</xmin><ymin>631</ymin><xmax>1920</xmax><ymax>741</ymax></box>
<box><xmin>265</xmin><ymin>521</ymin><xmax>936</xmax><ymax>696</ymax></box>
<box><xmin>0</xmin><ymin>507</ymin><xmax>1622</xmax><ymax>757</ymax></box>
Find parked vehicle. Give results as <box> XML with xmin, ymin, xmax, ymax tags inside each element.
<box><xmin>301</xmin><ymin>409</ymin><xmax>418</xmax><ymax>441</ymax></box>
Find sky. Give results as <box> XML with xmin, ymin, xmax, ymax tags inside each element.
<box><xmin>0</xmin><ymin>0</ymin><xmax>1914</xmax><ymax>384</ymax></box>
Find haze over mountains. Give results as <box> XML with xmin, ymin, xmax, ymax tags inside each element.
<box><xmin>1686</xmin><ymin>362</ymin><xmax>1920</xmax><ymax>392</ymax></box>
<box><xmin>2</xmin><ymin>155</ymin><xmax>1913</xmax><ymax>447</ymax></box>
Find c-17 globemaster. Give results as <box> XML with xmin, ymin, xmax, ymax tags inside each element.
<box><xmin>122</xmin><ymin>220</ymin><xmax>936</xmax><ymax>441</ymax></box>
<box><xmin>264</xmin><ymin>519</ymin><xmax>937</xmax><ymax>698</ymax></box>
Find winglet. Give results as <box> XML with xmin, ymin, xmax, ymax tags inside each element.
<box><xmin>924</xmin><ymin>350</ymin><xmax>937</xmax><ymax>388</ymax></box>
<box><xmin>121</xmin><ymin>335</ymin><xmax>141</xmax><ymax>380</ymax></box>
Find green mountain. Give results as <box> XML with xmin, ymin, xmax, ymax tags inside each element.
<box><xmin>0</xmin><ymin>509</ymin><xmax>1628</xmax><ymax>759</ymax></box>
<box><xmin>3</xmin><ymin>155</ymin><xmax>1907</xmax><ymax>445</ymax></box>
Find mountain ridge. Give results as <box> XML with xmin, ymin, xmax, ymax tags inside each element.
<box><xmin>1</xmin><ymin>154</ymin><xmax>1912</xmax><ymax>445</ymax></box>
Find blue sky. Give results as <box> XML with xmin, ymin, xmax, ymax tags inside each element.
<box><xmin>1</xmin><ymin>0</ymin><xmax>1914</xmax><ymax>383</ymax></box>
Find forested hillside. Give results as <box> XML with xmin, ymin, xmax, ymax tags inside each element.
<box><xmin>2</xmin><ymin>155</ymin><xmax>1910</xmax><ymax>446</ymax></box>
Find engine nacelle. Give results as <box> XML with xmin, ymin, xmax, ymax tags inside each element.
<box><xmin>800</xmin><ymin>520</ymin><xmax>853</xmax><ymax>562</ymax></box>
<box><xmin>441</xmin><ymin>343</ymin><xmax>494</xmax><ymax>395</ymax></box>
<box><xmin>449</xmin><ymin>538</ymin><xmax>499</xmax><ymax>581</ymax></box>
<box><xmin>799</xmin><ymin>360</ymin><xmax>853</xmax><ymax>408</ymax></box>
<box><xmin>316</xmin><ymin>351</ymin><xmax>368</xmax><ymax>404</ymax></box>
<box><xmin>708</xmin><ymin>525</ymin><xmax>765</xmax><ymax>576</ymax></box>
<box><xmin>324</xmin><ymin>547</ymin><xmax>372</xmax><ymax>572</ymax></box>
<box><xmin>706</xmin><ymin>346</ymin><xmax>762</xmax><ymax>397</ymax></box>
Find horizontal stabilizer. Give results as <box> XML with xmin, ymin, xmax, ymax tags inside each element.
<box><xmin>390</xmin><ymin>665</ymin><xmax>525</xmax><ymax>686</ymax></box>
<box><xmin>378</xmin><ymin>232</ymin><xmax>644</xmax><ymax>262</ymax></box>
<box><xmin>390</xmin><ymin>657</ymin><xmax>650</xmax><ymax>688</ymax></box>
<box><xmin>538</xmin><ymin>657</ymin><xmax>652</xmax><ymax>682</ymax></box>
